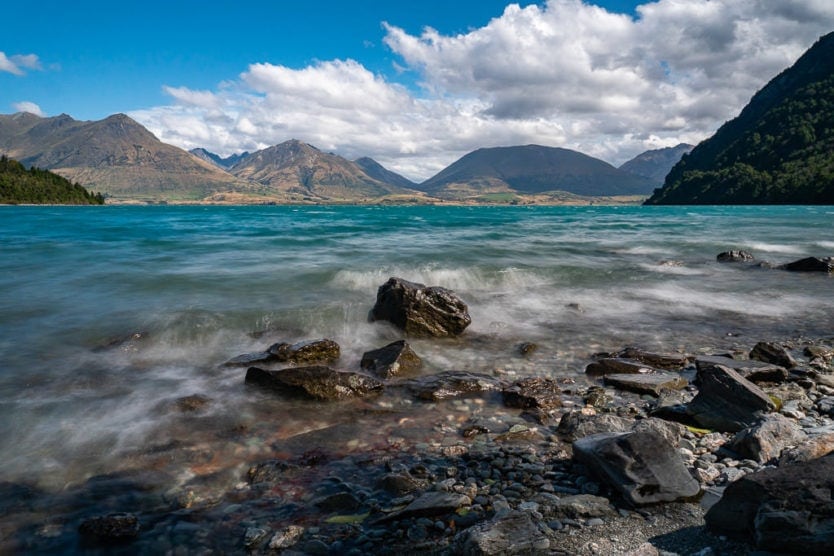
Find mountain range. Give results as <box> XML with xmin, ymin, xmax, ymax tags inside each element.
<box><xmin>0</xmin><ymin>110</ymin><xmax>679</xmax><ymax>203</ymax></box>
<box><xmin>647</xmin><ymin>31</ymin><xmax>834</xmax><ymax>204</ymax></box>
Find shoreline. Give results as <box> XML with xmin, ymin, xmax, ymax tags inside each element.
<box><xmin>3</xmin><ymin>328</ymin><xmax>832</xmax><ymax>555</ymax></box>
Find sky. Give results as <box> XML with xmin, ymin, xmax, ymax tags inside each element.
<box><xmin>2</xmin><ymin>0</ymin><xmax>834</xmax><ymax>181</ymax></box>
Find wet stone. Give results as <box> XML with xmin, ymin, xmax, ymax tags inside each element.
<box><xmin>686</xmin><ymin>364</ymin><xmax>776</xmax><ymax>432</ymax></box>
<box><xmin>501</xmin><ymin>376</ymin><xmax>562</xmax><ymax>410</ymax></box>
<box><xmin>267</xmin><ymin>338</ymin><xmax>341</xmax><ymax>364</ymax></box>
<box><xmin>360</xmin><ymin>340</ymin><xmax>422</xmax><ymax>379</ymax></box>
<box><xmin>603</xmin><ymin>372</ymin><xmax>688</xmax><ymax>396</ymax></box>
<box><xmin>406</xmin><ymin>371</ymin><xmax>503</xmax><ymax>401</ymax></box>
<box><xmin>616</xmin><ymin>347</ymin><xmax>690</xmax><ymax>370</ymax></box>
<box><xmin>245</xmin><ymin>366</ymin><xmax>383</xmax><ymax>401</ymax></box>
<box><xmin>369</xmin><ymin>277</ymin><xmax>472</xmax><ymax>337</ymax></box>
<box><xmin>695</xmin><ymin>355</ymin><xmax>788</xmax><ymax>383</ymax></box>
<box><xmin>174</xmin><ymin>394</ymin><xmax>211</xmax><ymax>412</ymax></box>
<box><xmin>78</xmin><ymin>512</ymin><xmax>140</xmax><ymax>541</ymax></box>
<box><xmin>749</xmin><ymin>341</ymin><xmax>797</xmax><ymax>369</ymax></box>
<box><xmin>586</xmin><ymin>358</ymin><xmax>654</xmax><ymax>376</ymax></box>
<box><xmin>717</xmin><ymin>250</ymin><xmax>754</xmax><ymax>263</ymax></box>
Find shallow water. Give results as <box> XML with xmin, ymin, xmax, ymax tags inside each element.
<box><xmin>1</xmin><ymin>204</ymin><xmax>833</xmax><ymax>493</ymax></box>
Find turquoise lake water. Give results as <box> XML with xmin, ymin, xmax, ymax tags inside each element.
<box><xmin>1</xmin><ymin>204</ymin><xmax>833</xmax><ymax>488</ymax></box>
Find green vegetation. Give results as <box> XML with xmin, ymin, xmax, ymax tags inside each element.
<box><xmin>0</xmin><ymin>155</ymin><xmax>104</xmax><ymax>204</ymax></box>
<box><xmin>646</xmin><ymin>33</ymin><xmax>834</xmax><ymax>205</ymax></box>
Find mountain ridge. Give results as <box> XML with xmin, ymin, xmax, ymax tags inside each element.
<box><xmin>416</xmin><ymin>144</ymin><xmax>656</xmax><ymax>198</ymax></box>
<box><xmin>646</xmin><ymin>32</ymin><xmax>834</xmax><ymax>204</ymax></box>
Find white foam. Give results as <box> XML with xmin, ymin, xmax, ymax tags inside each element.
<box><xmin>815</xmin><ymin>241</ymin><xmax>834</xmax><ymax>250</ymax></box>
<box><xmin>744</xmin><ymin>242</ymin><xmax>805</xmax><ymax>255</ymax></box>
<box><xmin>331</xmin><ymin>266</ymin><xmax>547</xmax><ymax>294</ymax></box>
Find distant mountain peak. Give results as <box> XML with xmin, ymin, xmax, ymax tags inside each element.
<box><xmin>619</xmin><ymin>144</ymin><xmax>694</xmax><ymax>185</ymax></box>
<box><xmin>417</xmin><ymin>144</ymin><xmax>654</xmax><ymax>198</ymax></box>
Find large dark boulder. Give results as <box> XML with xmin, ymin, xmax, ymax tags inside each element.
<box><xmin>245</xmin><ymin>366</ymin><xmax>382</xmax><ymax>401</ymax></box>
<box><xmin>369</xmin><ymin>277</ymin><xmax>471</xmax><ymax>337</ymax></box>
<box><xmin>406</xmin><ymin>371</ymin><xmax>503</xmax><ymax>401</ymax></box>
<box><xmin>780</xmin><ymin>256</ymin><xmax>834</xmax><ymax>272</ymax></box>
<box><xmin>705</xmin><ymin>454</ymin><xmax>834</xmax><ymax>554</ymax></box>
<box><xmin>695</xmin><ymin>355</ymin><xmax>788</xmax><ymax>383</ymax></box>
<box><xmin>360</xmin><ymin>340</ymin><xmax>422</xmax><ymax>379</ymax></box>
<box><xmin>686</xmin><ymin>364</ymin><xmax>776</xmax><ymax>432</ymax></box>
<box><xmin>573</xmin><ymin>428</ymin><xmax>700</xmax><ymax>505</ymax></box>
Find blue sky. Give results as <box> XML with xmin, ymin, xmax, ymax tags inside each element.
<box><xmin>2</xmin><ymin>1</ymin><xmax>832</xmax><ymax>179</ymax></box>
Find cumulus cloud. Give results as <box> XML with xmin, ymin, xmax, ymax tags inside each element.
<box><xmin>11</xmin><ymin>101</ymin><xmax>45</xmax><ymax>116</ymax></box>
<box><xmin>0</xmin><ymin>52</ymin><xmax>42</xmax><ymax>75</ymax></box>
<box><xmin>130</xmin><ymin>0</ymin><xmax>834</xmax><ymax>181</ymax></box>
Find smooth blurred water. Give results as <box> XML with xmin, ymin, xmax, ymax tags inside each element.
<box><xmin>1</xmin><ymin>204</ymin><xmax>833</xmax><ymax>487</ymax></box>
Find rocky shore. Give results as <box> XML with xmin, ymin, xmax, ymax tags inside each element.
<box><xmin>3</xmin><ymin>265</ymin><xmax>834</xmax><ymax>555</ymax></box>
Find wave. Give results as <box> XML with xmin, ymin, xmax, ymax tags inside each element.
<box><xmin>331</xmin><ymin>266</ymin><xmax>548</xmax><ymax>293</ymax></box>
<box><xmin>815</xmin><ymin>241</ymin><xmax>834</xmax><ymax>250</ymax></box>
<box><xmin>744</xmin><ymin>242</ymin><xmax>805</xmax><ymax>255</ymax></box>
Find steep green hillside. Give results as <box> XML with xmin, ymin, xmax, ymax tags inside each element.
<box><xmin>0</xmin><ymin>156</ymin><xmax>104</xmax><ymax>204</ymax></box>
<box><xmin>646</xmin><ymin>33</ymin><xmax>834</xmax><ymax>205</ymax></box>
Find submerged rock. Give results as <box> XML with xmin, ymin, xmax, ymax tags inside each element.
<box><xmin>360</xmin><ymin>340</ymin><xmax>422</xmax><ymax>379</ymax></box>
<box><xmin>369</xmin><ymin>277</ymin><xmax>471</xmax><ymax>337</ymax></box>
<box><xmin>78</xmin><ymin>512</ymin><xmax>140</xmax><ymax>541</ymax></box>
<box><xmin>174</xmin><ymin>394</ymin><xmax>211</xmax><ymax>412</ymax></box>
<box><xmin>717</xmin><ymin>250</ymin><xmax>754</xmax><ymax>263</ymax></box>
<box><xmin>407</xmin><ymin>371</ymin><xmax>503</xmax><ymax>401</ymax></box>
<box><xmin>573</xmin><ymin>428</ymin><xmax>700</xmax><ymax>506</ymax></box>
<box><xmin>245</xmin><ymin>366</ymin><xmax>383</xmax><ymax>401</ymax></box>
<box><xmin>705</xmin><ymin>454</ymin><xmax>834</xmax><ymax>553</ymax></box>
<box><xmin>686</xmin><ymin>364</ymin><xmax>776</xmax><ymax>432</ymax></box>
<box><xmin>780</xmin><ymin>256</ymin><xmax>834</xmax><ymax>272</ymax></box>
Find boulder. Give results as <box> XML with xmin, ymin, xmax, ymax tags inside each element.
<box><xmin>556</xmin><ymin>411</ymin><xmax>633</xmax><ymax>442</ymax></box>
<box><xmin>717</xmin><ymin>250</ymin><xmax>754</xmax><ymax>262</ymax></box>
<box><xmin>453</xmin><ymin>510</ymin><xmax>554</xmax><ymax>555</ymax></box>
<box><xmin>573</xmin><ymin>428</ymin><xmax>700</xmax><ymax>505</ymax></box>
<box><xmin>245</xmin><ymin>366</ymin><xmax>382</xmax><ymax>401</ymax></box>
<box><xmin>406</xmin><ymin>371</ymin><xmax>503</xmax><ymax>401</ymax></box>
<box><xmin>686</xmin><ymin>364</ymin><xmax>776</xmax><ymax>432</ymax></box>
<box><xmin>369</xmin><ymin>277</ymin><xmax>471</xmax><ymax>337</ymax></box>
<box><xmin>695</xmin><ymin>355</ymin><xmax>788</xmax><ymax>383</ymax></box>
<box><xmin>780</xmin><ymin>256</ymin><xmax>834</xmax><ymax>273</ymax></box>
<box><xmin>549</xmin><ymin>494</ymin><xmax>616</xmax><ymax>519</ymax></box>
<box><xmin>78</xmin><ymin>513</ymin><xmax>140</xmax><ymax>541</ymax></box>
<box><xmin>585</xmin><ymin>358</ymin><xmax>653</xmax><ymax>376</ymax></box>
<box><xmin>705</xmin><ymin>454</ymin><xmax>834</xmax><ymax>554</ymax></box>
<box><xmin>267</xmin><ymin>338</ymin><xmax>340</xmax><ymax>364</ymax></box>
<box><xmin>378</xmin><ymin>491</ymin><xmax>471</xmax><ymax>523</ymax></box>
<box><xmin>224</xmin><ymin>351</ymin><xmax>275</xmax><ymax>367</ymax></box>
<box><xmin>615</xmin><ymin>347</ymin><xmax>689</xmax><ymax>370</ymax></box>
<box><xmin>779</xmin><ymin>432</ymin><xmax>834</xmax><ymax>465</ymax></box>
<box><xmin>360</xmin><ymin>340</ymin><xmax>422</xmax><ymax>379</ymax></box>
<box><xmin>726</xmin><ymin>414</ymin><xmax>807</xmax><ymax>463</ymax></box>
<box><xmin>603</xmin><ymin>372</ymin><xmax>687</xmax><ymax>396</ymax></box>
<box><xmin>749</xmin><ymin>341</ymin><xmax>797</xmax><ymax>369</ymax></box>
<box><xmin>502</xmin><ymin>377</ymin><xmax>562</xmax><ymax>410</ymax></box>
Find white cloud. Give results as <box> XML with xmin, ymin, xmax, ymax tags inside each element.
<box><xmin>11</xmin><ymin>101</ymin><xmax>45</xmax><ymax>116</ymax></box>
<box><xmin>130</xmin><ymin>0</ymin><xmax>834</xmax><ymax>181</ymax></box>
<box><xmin>0</xmin><ymin>52</ymin><xmax>42</xmax><ymax>75</ymax></box>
